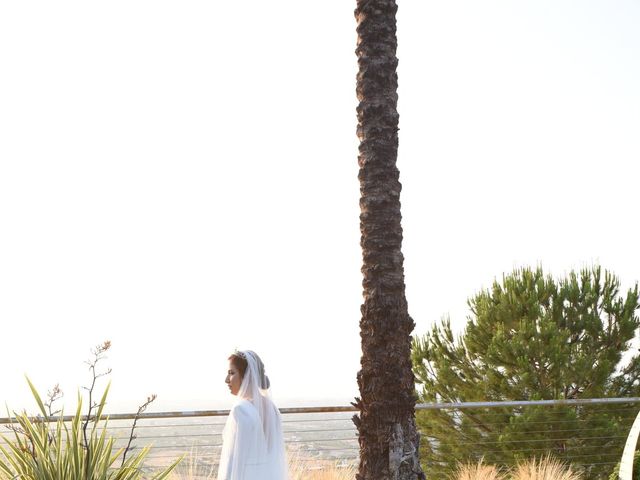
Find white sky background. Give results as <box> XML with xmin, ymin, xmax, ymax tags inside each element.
<box><xmin>1</xmin><ymin>1</ymin><xmax>639</xmax><ymax>413</ymax></box>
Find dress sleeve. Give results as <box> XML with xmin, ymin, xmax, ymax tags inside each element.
<box><xmin>217</xmin><ymin>402</ymin><xmax>259</xmax><ymax>480</ymax></box>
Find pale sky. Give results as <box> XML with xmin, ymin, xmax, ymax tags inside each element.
<box><xmin>1</xmin><ymin>1</ymin><xmax>639</xmax><ymax>414</ymax></box>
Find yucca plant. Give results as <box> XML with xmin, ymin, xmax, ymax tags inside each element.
<box><xmin>0</xmin><ymin>344</ymin><xmax>182</xmax><ymax>480</ymax></box>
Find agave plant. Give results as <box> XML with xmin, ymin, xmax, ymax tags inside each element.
<box><xmin>0</xmin><ymin>377</ymin><xmax>181</xmax><ymax>480</ymax></box>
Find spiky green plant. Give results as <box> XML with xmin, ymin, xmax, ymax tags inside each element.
<box><xmin>0</xmin><ymin>377</ymin><xmax>182</xmax><ymax>480</ymax></box>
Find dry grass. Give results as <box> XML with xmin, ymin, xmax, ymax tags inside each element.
<box><xmin>290</xmin><ymin>464</ymin><xmax>356</xmax><ymax>480</ymax></box>
<box><xmin>168</xmin><ymin>453</ymin><xmax>581</xmax><ymax>480</ymax></box>
<box><xmin>453</xmin><ymin>459</ymin><xmax>507</xmax><ymax>480</ymax></box>
<box><xmin>453</xmin><ymin>456</ymin><xmax>582</xmax><ymax>480</ymax></box>
<box><xmin>166</xmin><ymin>449</ymin><xmax>216</xmax><ymax>480</ymax></box>
<box><xmin>167</xmin><ymin>452</ymin><xmax>356</xmax><ymax>480</ymax></box>
<box><xmin>510</xmin><ymin>456</ymin><xmax>581</xmax><ymax>480</ymax></box>
<box><xmin>288</xmin><ymin>452</ymin><xmax>356</xmax><ymax>480</ymax></box>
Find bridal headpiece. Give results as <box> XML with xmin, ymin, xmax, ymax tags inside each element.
<box><xmin>233</xmin><ymin>350</ymin><xmax>270</xmax><ymax>391</ymax></box>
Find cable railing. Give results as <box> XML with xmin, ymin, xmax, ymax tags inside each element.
<box><xmin>417</xmin><ymin>398</ymin><xmax>640</xmax><ymax>480</ymax></box>
<box><xmin>0</xmin><ymin>407</ymin><xmax>359</xmax><ymax>474</ymax></box>
<box><xmin>1</xmin><ymin>399</ymin><xmax>639</xmax><ymax>478</ymax></box>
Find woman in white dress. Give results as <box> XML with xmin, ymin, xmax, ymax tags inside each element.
<box><xmin>217</xmin><ymin>350</ymin><xmax>288</xmax><ymax>480</ymax></box>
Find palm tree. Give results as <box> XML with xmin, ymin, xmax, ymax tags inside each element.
<box><xmin>353</xmin><ymin>1</ymin><xmax>425</xmax><ymax>479</ymax></box>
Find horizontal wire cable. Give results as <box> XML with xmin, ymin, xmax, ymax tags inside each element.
<box><xmin>420</xmin><ymin>412</ymin><xmax>638</xmax><ymax>423</ymax></box>
<box><xmin>428</xmin><ymin>459</ymin><xmax>620</xmax><ymax>467</ymax></box>
<box><xmin>425</xmin><ymin>434</ymin><xmax>627</xmax><ymax>445</ymax></box>
<box><xmin>119</xmin><ymin>436</ymin><xmax>358</xmax><ymax>449</ymax></box>
<box><xmin>446</xmin><ymin>410</ymin><xmax>638</xmax><ymax>418</ymax></box>
<box><xmin>429</xmin><ymin>445</ymin><xmax>623</xmax><ymax>457</ymax></box>
<box><xmin>107</xmin><ymin>430</ymin><xmax>356</xmax><ymax>442</ymax></box>
<box><xmin>422</xmin><ymin>426</ymin><xmax>626</xmax><ymax>436</ymax></box>
<box><xmin>282</xmin><ymin>417</ymin><xmax>353</xmax><ymax>423</ymax></box>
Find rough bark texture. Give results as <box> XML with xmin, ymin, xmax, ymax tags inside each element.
<box><xmin>353</xmin><ymin>1</ymin><xmax>425</xmax><ymax>480</ymax></box>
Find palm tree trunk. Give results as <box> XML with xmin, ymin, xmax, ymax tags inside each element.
<box><xmin>353</xmin><ymin>1</ymin><xmax>425</xmax><ymax>479</ymax></box>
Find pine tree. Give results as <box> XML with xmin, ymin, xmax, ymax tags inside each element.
<box><xmin>412</xmin><ymin>266</ymin><xmax>640</xmax><ymax>480</ymax></box>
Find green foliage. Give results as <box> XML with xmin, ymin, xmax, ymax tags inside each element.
<box><xmin>0</xmin><ymin>348</ymin><xmax>182</xmax><ymax>480</ymax></box>
<box><xmin>412</xmin><ymin>266</ymin><xmax>640</xmax><ymax>480</ymax></box>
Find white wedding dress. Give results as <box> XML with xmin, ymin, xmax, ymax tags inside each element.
<box><xmin>217</xmin><ymin>351</ymin><xmax>288</xmax><ymax>480</ymax></box>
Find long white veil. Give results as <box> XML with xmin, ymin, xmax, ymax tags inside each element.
<box><xmin>217</xmin><ymin>350</ymin><xmax>287</xmax><ymax>480</ymax></box>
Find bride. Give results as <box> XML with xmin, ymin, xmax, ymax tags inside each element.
<box><xmin>217</xmin><ymin>350</ymin><xmax>288</xmax><ymax>480</ymax></box>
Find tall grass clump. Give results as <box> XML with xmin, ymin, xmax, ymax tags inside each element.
<box><xmin>453</xmin><ymin>457</ymin><xmax>582</xmax><ymax>480</ymax></box>
<box><xmin>454</xmin><ymin>459</ymin><xmax>506</xmax><ymax>480</ymax></box>
<box><xmin>511</xmin><ymin>456</ymin><xmax>581</xmax><ymax>480</ymax></box>
<box><xmin>0</xmin><ymin>341</ymin><xmax>182</xmax><ymax>480</ymax></box>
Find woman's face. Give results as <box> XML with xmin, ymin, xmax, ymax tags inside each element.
<box><xmin>225</xmin><ymin>360</ymin><xmax>243</xmax><ymax>396</ymax></box>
